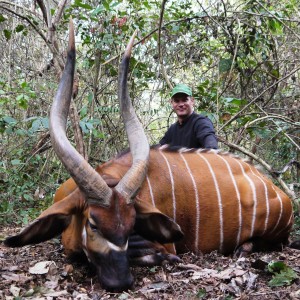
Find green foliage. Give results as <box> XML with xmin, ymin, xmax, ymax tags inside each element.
<box><xmin>196</xmin><ymin>288</ymin><xmax>206</xmax><ymax>298</ymax></box>
<box><xmin>0</xmin><ymin>156</ymin><xmax>55</xmax><ymax>225</ymax></box>
<box><xmin>268</xmin><ymin>261</ymin><xmax>298</xmax><ymax>287</ymax></box>
<box><xmin>292</xmin><ymin>215</ymin><xmax>300</xmax><ymax>239</ymax></box>
<box><xmin>0</xmin><ymin>0</ymin><xmax>299</xmax><ymax>227</ymax></box>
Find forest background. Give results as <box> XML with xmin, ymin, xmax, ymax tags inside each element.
<box><xmin>0</xmin><ymin>0</ymin><xmax>299</xmax><ymax>235</ymax></box>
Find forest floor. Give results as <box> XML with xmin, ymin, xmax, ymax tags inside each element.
<box><xmin>1</xmin><ymin>226</ymin><xmax>300</xmax><ymax>300</ymax></box>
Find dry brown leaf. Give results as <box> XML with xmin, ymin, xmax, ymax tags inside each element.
<box><xmin>29</xmin><ymin>260</ymin><xmax>56</xmax><ymax>275</ymax></box>
<box><xmin>2</xmin><ymin>272</ymin><xmax>32</xmax><ymax>283</ymax></box>
<box><xmin>9</xmin><ymin>285</ymin><xmax>20</xmax><ymax>297</ymax></box>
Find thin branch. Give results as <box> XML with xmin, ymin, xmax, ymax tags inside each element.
<box><xmin>101</xmin><ymin>14</ymin><xmax>213</xmax><ymax>66</ymax></box>
<box><xmin>219</xmin><ymin>17</ymin><xmax>241</xmax><ymax>97</ymax></box>
<box><xmin>253</xmin><ymin>104</ymin><xmax>300</xmax><ymax>152</ymax></box>
<box><xmin>0</xmin><ymin>0</ymin><xmax>43</xmax><ymax>20</ymax></box>
<box><xmin>228</xmin><ymin>10</ymin><xmax>300</xmax><ymax>23</ymax></box>
<box><xmin>0</xmin><ymin>4</ymin><xmax>64</xmax><ymax>69</ymax></box>
<box><xmin>158</xmin><ymin>0</ymin><xmax>173</xmax><ymax>89</ymax></box>
<box><xmin>35</xmin><ymin>0</ymin><xmax>49</xmax><ymax>26</ymax></box>
<box><xmin>219</xmin><ymin>65</ymin><xmax>300</xmax><ymax>131</ymax></box>
<box><xmin>272</xmin><ymin>159</ymin><xmax>300</xmax><ymax>176</ymax></box>
<box><xmin>245</xmin><ymin>115</ymin><xmax>300</xmax><ymax>129</ymax></box>
<box><xmin>255</xmin><ymin>0</ymin><xmax>300</xmax><ymax>41</ymax></box>
<box><xmin>52</xmin><ymin>0</ymin><xmax>67</xmax><ymax>27</ymax></box>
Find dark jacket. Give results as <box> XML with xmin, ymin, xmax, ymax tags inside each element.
<box><xmin>159</xmin><ymin>112</ymin><xmax>218</xmax><ymax>149</ymax></box>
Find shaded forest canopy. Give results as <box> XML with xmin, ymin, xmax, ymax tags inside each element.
<box><xmin>0</xmin><ymin>0</ymin><xmax>299</xmax><ymax>227</ymax></box>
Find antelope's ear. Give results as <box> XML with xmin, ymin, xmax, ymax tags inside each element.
<box><xmin>134</xmin><ymin>199</ymin><xmax>184</xmax><ymax>243</ymax></box>
<box><xmin>4</xmin><ymin>214</ymin><xmax>72</xmax><ymax>247</ymax></box>
<box><xmin>4</xmin><ymin>190</ymin><xmax>85</xmax><ymax>248</ymax></box>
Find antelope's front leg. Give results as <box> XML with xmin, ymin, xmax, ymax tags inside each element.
<box><xmin>128</xmin><ymin>232</ymin><xmax>181</xmax><ymax>266</ymax></box>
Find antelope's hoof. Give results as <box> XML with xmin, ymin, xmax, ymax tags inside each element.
<box><xmin>234</xmin><ymin>241</ymin><xmax>254</xmax><ymax>258</ymax></box>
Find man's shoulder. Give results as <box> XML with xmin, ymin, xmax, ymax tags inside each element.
<box><xmin>190</xmin><ymin>112</ymin><xmax>208</xmax><ymax>122</ymax></box>
<box><xmin>191</xmin><ymin>113</ymin><xmax>215</xmax><ymax>130</ymax></box>
<box><xmin>192</xmin><ymin>112</ymin><xmax>206</xmax><ymax>118</ymax></box>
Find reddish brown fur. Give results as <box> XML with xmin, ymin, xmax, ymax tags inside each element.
<box><xmin>54</xmin><ymin>147</ymin><xmax>293</xmax><ymax>256</ymax></box>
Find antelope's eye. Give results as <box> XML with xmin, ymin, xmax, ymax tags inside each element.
<box><xmin>88</xmin><ymin>220</ymin><xmax>98</xmax><ymax>231</ymax></box>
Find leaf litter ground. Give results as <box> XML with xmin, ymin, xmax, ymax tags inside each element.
<box><xmin>1</xmin><ymin>226</ymin><xmax>299</xmax><ymax>300</ymax></box>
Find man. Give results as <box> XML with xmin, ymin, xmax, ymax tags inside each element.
<box><xmin>159</xmin><ymin>84</ymin><xmax>218</xmax><ymax>149</ymax></box>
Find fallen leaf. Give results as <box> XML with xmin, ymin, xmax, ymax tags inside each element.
<box><xmin>43</xmin><ymin>290</ymin><xmax>70</xmax><ymax>297</ymax></box>
<box><xmin>72</xmin><ymin>292</ymin><xmax>92</xmax><ymax>300</ymax></box>
<box><xmin>9</xmin><ymin>285</ymin><xmax>20</xmax><ymax>297</ymax></box>
<box><xmin>2</xmin><ymin>272</ymin><xmax>32</xmax><ymax>283</ymax></box>
<box><xmin>290</xmin><ymin>289</ymin><xmax>300</xmax><ymax>299</ymax></box>
<box><xmin>29</xmin><ymin>260</ymin><xmax>56</xmax><ymax>274</ymax></box>
<box><xmin>44</xmin><ymin>280</ymin><xmax>59</xmax><ymax>289</ymax></box>
<box><xmin>139</xmin><ymin>282</ymin><xmax>170</xmax><ymax>293</ymax></box>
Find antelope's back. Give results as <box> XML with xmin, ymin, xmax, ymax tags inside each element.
<box><xmin>138</xmin><ymin>148</ymin><xmax>294</xmax><ymax>254</ymax></box>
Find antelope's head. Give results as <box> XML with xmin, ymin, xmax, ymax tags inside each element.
<box><xmin>50</xmin><ymin>20</ymin><xmax>149</xmax><ymax>291</ymax></box>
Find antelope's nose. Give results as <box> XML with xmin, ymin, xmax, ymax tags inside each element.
<box><xmin>101</xmin><ymin>273</ymin><xmax>134</xmax><ymax>292</ymax></box>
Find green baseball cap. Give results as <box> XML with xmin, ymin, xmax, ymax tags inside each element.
<box><xmin>170</xmin><ymin>84</ymin><xmax>192</xmax><ymax>98</ymax></box>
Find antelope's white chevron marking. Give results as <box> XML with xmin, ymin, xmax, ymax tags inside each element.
<box><xmin>81</xmin><ymin>227</ymin><xmax>90</xmax><ymax>260</ymax></box>
<box><xmin>235</xmin><ymin>160</ymin><xmax>257</xmax><ymax>237</ymax></box>
<box><xmin>216</xmin><ymin>154</ymin><xmax>242</xmax><ymax>248</ymax></box>
<box><xmin>146</xmin><ymin>176</ymin><xmax>155</xmax><ymax>207</ymax></box>
<box><xmin>107</xmin><ymin>240</ymin><xmax>128</xmax><ymax>252</ymax></box>
<box><xmin>248</xmin><ymin>167</ymin><xmax>270</xmax><ymax>235</ymax></box>
<box><xmin>159</xmin><ymin>144</ymin><xmax>169</xmax><ymax>150</ymax></box>
<box><xmin>180</xmin><ymin>152</ymin><xmax>200</xmax><ymax>251</ymax></box>
<box><xmin>270</xmin><ymin>186</ymin><xmax>283</xmax><ymax>234</ymax></box>
<box><xmin>274</xmin><ymin>211</ymin><xmax>293</xmax><ymax>238</ymax></box>
<box><xmin>159</xmin><ymin>150</ymin><xmax>176</xmax><ymax>221</ymax></box>
<box><xmin>82</xmin><ymin>223</ymin><xmax>128</xmax><ymax>252</ymax></box>
<box><xmin>197</xmin><ymin>152</ymin><xmax>224</xmax><ymax>252</ymax></box>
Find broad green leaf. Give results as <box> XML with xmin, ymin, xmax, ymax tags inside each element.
<box><xmin>219</xmin><ymin>58</ymin><xmax>233</xmax><ymax>73</ymax></box>
<box><xmin>92</xmin><ymin>129</ymin><xmax>105</xmax><ymax>138</ymax></box>
<box><xmin>23</xmin><ymin>194</ymin><xmax>33</xmax><ymax>201</ymax></box>
<box><xmin>74</xmin><ymin>0</ymin><xmax>93</xmax><ymax>10</ymax></box>
<box><xmin>251</xmin><ymin>128</ymin><xmax>271</xmax><ymax>139</ymax></box>
<box><xmin>35</xmin><ymin>117</ymin><xmax>48</xmax><ymax>131</ymax></box>
<box><xmin>4</xmin><ymin>29</ymin><xmax>12</xmax><ymax>40</ymax></box>
<box><xmin>80</xmin><ymin>105</ymin><xmax>88</xmax><ymax>117</ymax></box>
<box><xmin>15</xmin><ymin>24</ymin><xmax>25</xmax><ymax>32</ymax></box>
<box><xmin>11</xmin><ymin>159</ymin><xmax>22</xmax><ymax>166</ymax></box>
<box><xmin>88</xmin><ymin>93</ymin><xmax>93</xmax><ymax>104</ymax></box>
<box><xmin>143</xmin><ymin>1</ymin><xmax>151</xmax><ymax>9</ymax></box>
<box><xmin>268</xmin><ymin>261</ymin><xmax>286</xmax><ymax>273</ymax></box>
<box><xmin>268</xmin><ymin>19</ymin><xmax>283</xmax><ymax>35</ymax></box>
<box><xmin>270</xmin><ymin>68</ymin><xmax>279</xmax><ymax>79</ymax></box>
<box><xmin>79</xmin><ymin>121</ymin><xmax>89</xmax><ymax>133</ymax></box>
<box><xmin>85</xmin><ymin>121</ymin><xmax>94</xmax><ymax>130</ymax></box>
<box><xmin>21</xmin><ymin>81</ymin><xmax>28</xmax><ymax>88</ymax></box>
<box><xmin>17</xmin><ymin>94</ymin><xmax>29</xmax><ymax>109</ymax></box>
<box><xmin>30</xmin><ymin>119</ymin><xmax>42</xmax><ymax>132</ymax></box>
<box><xmin>268</xmin><ymin>261</ymin><xmax>298</xmax><ymax>287</ymax></box>
<box><xmin>16</xmin><ymin>94</ymin><xmax>24</xmax><ymax>101</ymax></box>
<box><xmin>15</xmin><ymin>129</ymin><xmax>26</xmax><ymax>136</ymax></box>
<box><xmin>223</xmin><ymin>97</ymin><xmax>247</xmax><ymax>106</ymax></box>
<box><xmin>103</xmin><ymin>0</ymin><xmax>110</xmax><ymax>10</ymax></box>
<box><xmin>3</xmin><ymin>116</ymin><xmax>17</xmax><ymax>124</ymax></box>
<box><xmin>0</xmin><ymin>15</ymin><xmax>7</xmax><ymax>22</ymax></box>
<box><xmin>196</xmin><ymin>288</ymin><xmax>206</xmax><ymax>298</ymax></box>
<box><xmin>91</xmin><ymin>5</ymin><xmax>105</xmax><ymax>16</ymax></box>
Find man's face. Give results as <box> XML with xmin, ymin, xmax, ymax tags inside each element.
<box><xmin>171</xmin><ymin>93</ymin><xmax>194</xmax><ymax>120</ymax></box>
